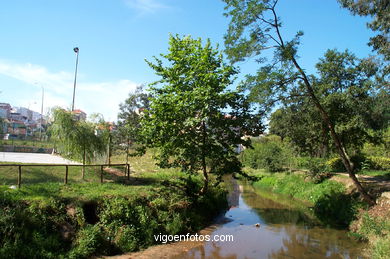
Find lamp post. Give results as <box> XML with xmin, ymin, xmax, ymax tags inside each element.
<box><xmin>71</xmin><ymin>47</ymin><xmax>79</xmax><ymax>111</ymax></box>
<box><xmin>40</xmin><ymin>86</ymin><xmax>44</xmax><ymax>141</ymax></box>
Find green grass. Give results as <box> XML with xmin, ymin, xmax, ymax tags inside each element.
<box><xmin>0</xmin><ymin>163</ymin><xmax>119</xmax><ymax>186</ymax></box>
<box><xmin>0</xmin><ymin>150</ymin><xmax>163</xmax><ymax>186</ymax></box>
<box><xmin>354</xmin><ymin>213</ymin><xmax>390</xmax><ymax>259</ymax></box>
<box><xmin>246</xmin><ymin>169</ymin><xmax>363</xmax><ymax>227</ymax></box>
<box><xmin>1</xmin><ymin>139</ymin><xmax>53</xmax><ymax>148</ymax></box>
<box><xmin>0</xmin><ymin>151</ymin><xmax>228</xmax><ymax>259</ymax></box>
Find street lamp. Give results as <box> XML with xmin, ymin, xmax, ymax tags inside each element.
<box><xmin>40</xmin><ymin>86</ymin><xmax>44</xmax><ymax>140</ymax></box>
<box><xmin>71</xmin><ymin>47</ymin><xmax>79</xmax><ymax>111</ymax></box>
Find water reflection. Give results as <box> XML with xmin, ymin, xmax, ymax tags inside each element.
<box><xmin>174</xmin><ymin>182</ymin><xmax>367</xmax><ymax>259</ymax></box>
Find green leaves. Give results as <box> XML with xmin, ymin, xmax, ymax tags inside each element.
<box><xmin>141</xmin><ymin>35</ymin><xmax>263</xmax><ymax>181</ymax></box>
<box><xmin>50</xmin><ymin>109</ymin><xmax>106</xmax><ymax>164</ymax></box>
<box><xmin>338</xmin><ymin>0</ymin><xmax>390</xmax><ymax>64</ymax></box>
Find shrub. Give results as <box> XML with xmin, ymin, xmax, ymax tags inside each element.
<box><xmin>367</xmin><ymin>156</ymin><xmax>390</xmax><ymax>170</ymax></box>
<box><xmin>242</xmin><ymin>137</ymin><xmax>288</xmax><ymax>172</ymax></box>
<box><xmin>69</xmin><ymin>225</ymin><xmax>109</xmax><ymax>259</ymax></box>
<box><xmin>306</xmin><ymin>158</ymin><xmax>332</xmax><ymax>184</ymax></box>
<box><xmin>313</xmin><ymin>191</ymin><xmax>359</xmax><ymax>227</ymax></box>
<box><xmin>326</xmin><ymin>154</ymin><xmax>375</xmax><ymax>172</ymax></box>
<box><xmin>294</xmin><ymin>156</ymin><xmax>311</xmax><ymax>169</ymax></box>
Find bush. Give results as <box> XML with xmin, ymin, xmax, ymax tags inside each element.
<box><xmin>294</xmin><ymin>156</ymin><xmax>311</xmax><ymax>169</ymax></box>
<box><xmin>306</xmin><ymin>158</ymin><xmax>332</xmax><ymax>184</ymax></box>
<box><xmin>313</xmin><ymin>191</ymin><xmax>359</xmax><ymax>227</ymax></box>
<box><xmin>326</xmin><ymin>154</ymin><xmax>378</xmax><ymax>172</ymax></box>
<box><xmin>69</xmin><ymin>225</ymin><xmax>110</xmax><ymax>259</ymax></box>
<box><xmin>242</xmin><ymin>137</ymin><xmax>289</xmax><ymax>172</ymax></box>
<box><xmin>367</xmin><ymin>156</ymin><xmax>390</xmax><ymax>170</ymax></box>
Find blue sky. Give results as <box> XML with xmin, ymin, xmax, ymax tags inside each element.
<box><xmin>0</xmin><ymin>0</ymin><xmax>374</xmax><ymax>121</ymax></box>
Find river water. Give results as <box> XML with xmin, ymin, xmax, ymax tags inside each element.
<box><xmin>173</xmin><ymin>181</ymin><xmax>367</xmax><ymax>259</ymax></box>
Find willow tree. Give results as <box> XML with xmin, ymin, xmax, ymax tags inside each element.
<box><xmin>140</xmin><ymin>35</ymin><xmax>263</xmax><ymax>193</ymax></box>
<box><xmin>51</xmin><ymin>108</ymin><xmax>106</xmax><ymax>178</ymax></box>
<box><xmin>222</xmin><ymin>0</ymin><xmax>380</xmax><ymax>204</ymax></box>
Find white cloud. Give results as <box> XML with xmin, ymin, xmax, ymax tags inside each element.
<box><xmin>0</xmin><ymin>60</ymin><xmax>139</xmax><ymax>121</ymax></box>
<box><xmin>124</xmin><ymin>0</ymin><xmax>169</xmax><ymax>14</ymax></box>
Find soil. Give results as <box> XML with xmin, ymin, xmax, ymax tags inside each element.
<box><xmin>99</xmin><ymin>225</ymin><xmax>220</xmax><ymax>259</ymax></box>
<box><xmin>331</xmin><ymin>173</ymin><xmax>390</xmax><ymax>195</ymax></box>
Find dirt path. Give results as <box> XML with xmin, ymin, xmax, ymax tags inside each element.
<box><xmin>331</xmin><ymin>173</ymin><xmax>390</xmax><ymax>195</ymax></box>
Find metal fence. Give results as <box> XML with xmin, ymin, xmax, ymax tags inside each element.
<box><xmin>0</xmin><ymin>163</ymin><xmax>130</xmax><ymax>188</ymax></box>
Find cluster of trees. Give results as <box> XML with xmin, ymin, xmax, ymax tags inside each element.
<box><xmin>220</xmin><ymin>0</ymin><xmax>388</xmax><ymax>204</ymax></box>
<box><xmin>50</xmin><ymin>0</ymin><xmax>388</xmax><ymax>203</ymax></box>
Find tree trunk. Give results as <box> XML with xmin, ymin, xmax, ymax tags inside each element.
<box><xmin>200</xmin><ymin>120</ymin><xmax>208</xmax><ymax>194</ymax></box>
<box><xmin>290</xmin><ymin>57</ymin><xmax>375</xmax><ymax>205</ymax></box>
<box><xmin>82</xmin><ymin>147</ymin><xmax>86</xmax><ymax>179</ymax></box>
<box><xmin>107</xmin><ymin>134</ymin><xmax>111</xmax><ymax>166</ymax></box>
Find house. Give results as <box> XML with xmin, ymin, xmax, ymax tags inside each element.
<box><xmin>72</xmin><ymin>109</ymin><xmax>87</xmax><ymax>121</ymax></box>
<box><xmin>0</xmin><ymin>103</ymin><xmax>11</xmax><ymax>119</ymax></box>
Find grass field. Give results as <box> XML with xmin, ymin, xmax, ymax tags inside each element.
<box><xmin>0</xmin><ymin>150</ymin><xmax>166</xmax><ymax>186</ymax></box>
<box><xmin>0</xmin><ymin>150</ymin><xmax>227</xmax><ymax>259</ymax></box>
<box><xmin>1</xmin><ymin>139</ymin><xmax>54</xmax><ymax>148</ymax></box>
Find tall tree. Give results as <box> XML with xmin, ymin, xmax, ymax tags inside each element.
<box><xmin>117</xmin><ymin>85</ymin><xmax>150</xmax><ymax>164</ymax></box>
<box><xmin>222</xmin><ymin>0</ymin><xmax>381</xmax><ymax>204</ymax></box>
<box><xmin>338</xmin><ymin>0</ymin><xmax>390</xmax><ymax>68</ymax></box>
<box><xmin>50</xmin><ymin>109</ymin><xmax>106</xmax><ymax>178</ymax></box>
<box><xmin>270</xmin><ymin>50</ymin><xmax>388</xmax><ymax>158</ymax></box>
<box><xmin>141</xmin><ymin>35</ymin><xmax>263</xmax><ymax>192</ymax></box>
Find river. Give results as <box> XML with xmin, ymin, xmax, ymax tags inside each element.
<box><xmin>171</xmin><ymin>180</ymin><xmax>367</xmax><ymax>259</ymax></box>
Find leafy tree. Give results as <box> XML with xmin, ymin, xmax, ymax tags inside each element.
<box><xmin>270</xmin><ymin>50</ymin><xmax>388</xmax><ymax>158</ymax></box>
<box><xmin>338</xmin><ymin>0</ymin><xmax>390</xmax><ymax>67</ymax></box>
<box><xmin>50</xmin><ymin>109</ymin><xmax>106</xmax><ymax>178</ymax></box>
<box><xmin>141</xmin><ymin>35</ymin><xmax>263</xmax><ymax>192</ymax></box>
<box><xmin>117</xmin><ymin>85</ymin><xmax>150</xmax><ymax>163</ymax></box>
<box><xmin>269</xmin><ymin>104</ymin><xmax>330</xmax><ymax>158</ymax></box>
<box><xmin>89</xmin><ymin>113</ymin><xmax>113</xmax><ymax>165</ymax></box>
<box><xmin>222</xmin><ymin>0</ymin><xmax>383</xmax><ymax>204</ymax></box>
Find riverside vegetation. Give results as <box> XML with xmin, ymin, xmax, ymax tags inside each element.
<box><xmin>0</xmin><ymin>151</ymin><xmax>227</xmax><ymax>259</ymax></box>
<box><xmin>240</xmin><ymin>135</ymin><xmax>390</xmax><ymax>259</ymax></box>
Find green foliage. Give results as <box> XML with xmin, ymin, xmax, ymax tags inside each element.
<box><xmin>372</xmin><ymin>236</ymin><xmax>390</xmax><ymax>259</ymax></box>
<box><xmin>68</xmin><ymin>225</ymin><xmax>109</xmax><ymax>259</ymax></box>
<box><xmin>0</xmin><ymin>194</ymin><xmax>70</xmax><ymax>259</ymax></box>
<box><xmin>241</xmin><ymin>136</ymin><xmax>288</xmax><ymax>172</ymax></box>
<box><xmin>306</xmin><ymin>158</ymin><xmax>332</xmax><ymax>184</ymax></box>
<box><xmin>326</xmin><ymin>155</ymin><xmax>390</xmax><ymax>172</ymax></box>
<box><xmin>269</xmin><ymin>106</ymin><xmax>330</xmax><ymax>158</ymax></box>
<box><xmin>141</xmin><ymin>35</ymin><xmax>263</xmax><ymax>187</ymax></box>
<box><xmin>116</xmin><ymin>85</ymin><xmax>150</xmax><ymax>154</ymax></box>
<box><xmin>353</xmin><ymin>212</ymin><xmax>390</xmax><ymax>259</ymax></box>
<box><xmin>367</xmin><ymin>156</ymin><xmax>390</xmax><ymax>170</ymax></box>
<box><xmin>251</xmin><ymin>171</ymin><xmax>360</xmax><ymax>227</ymax></box>
<box><xmin>313</xmin><ymin>192</ymin><xmax>359</xmax><ymax>227</ymax></box>
<box><xmin>338</xmin><ymin>0</ymin><xmax>390</xmax><ymax>65</ymax></box>
<box><xmin>0</xmin><ymin>170</ymin><xmax>227</xmax><ymax>258</ymax></box>
<box><xmin>50</xmin><ymin>108</ymin><xmax>106</xmax><ymax>164</ymax></box>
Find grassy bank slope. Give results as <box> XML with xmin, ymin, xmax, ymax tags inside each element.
<box><xmin>0</xmin><ymin>152</ymin><xmax>227</xmax><ymax>259</ymax></box>
<box><xmin>247</xmin><ymin>169</ymin><xmax>390</xmax><ymax>259</ymax></box>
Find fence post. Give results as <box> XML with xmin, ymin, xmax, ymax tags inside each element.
<box><xmin>127</xmin><ymin>163</ymin><xmax>130</xmax><ymax>180</ymax></box>
<box><xmin>64</xmin><ymin>165</ymin><xmax>68</xmax><ymax>184</ymax></box>
<box><xmin>18</xmin><ymin>165</ymin><xmax>22</xmax><ymax>188</ymax></box>
<box><xmin>100</xmin><ymin>165</ymin><xmax>103</xmax><ymax>183</ymax></box>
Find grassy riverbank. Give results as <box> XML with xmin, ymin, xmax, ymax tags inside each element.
<box><xmin>0</xmin><ymin>153</ymin><xmax>228</xmax><ymax>259</ymax></box>
<box><xmin>246</xmin><ymin>169</ymin><xmax>390</xmax><ymax>259</ymax></box>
